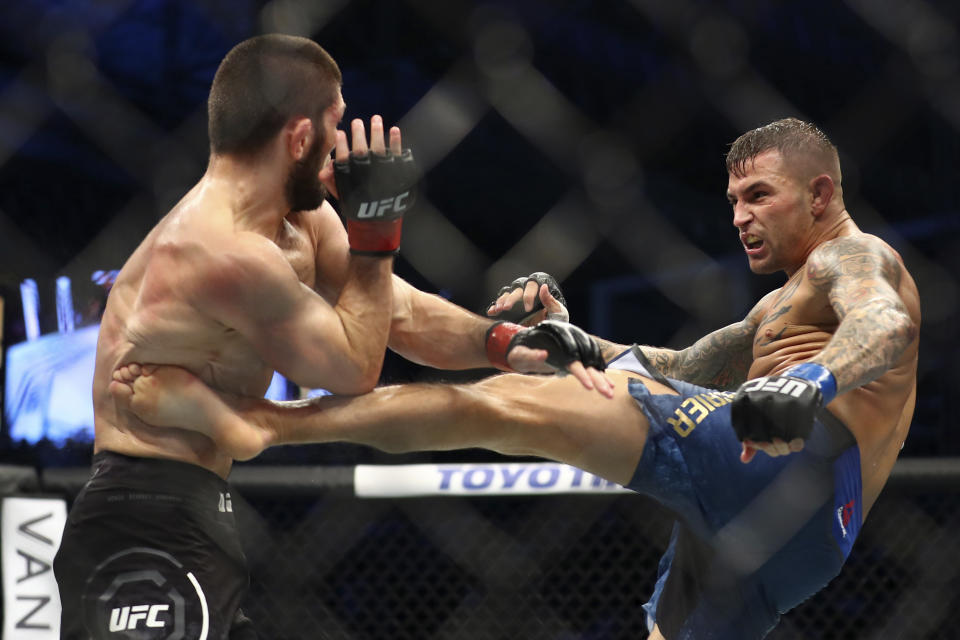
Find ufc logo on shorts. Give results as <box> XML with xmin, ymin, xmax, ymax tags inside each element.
<box><xmin>357</xmin><ymin>192</ymin><xmax>410</xmax><ymax>218</ymax></box>
<box><xmin>109</xmin><ymin>604</ymin><xmax>169</xmax><ymax>631</ymax></box>
<box><xmin>742</xmin><ymin>376</ymin><xmax>810</xmax><ymax>398</ymax></box>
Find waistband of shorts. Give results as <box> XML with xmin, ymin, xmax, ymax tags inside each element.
<box><xmin>88</xmin><ymin>450</ymin><xmax>231</xmax><ymax>496</ymax></box>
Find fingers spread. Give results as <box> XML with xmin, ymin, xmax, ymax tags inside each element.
<box><xmin>523</xmin><ymin>281</ymin><xmax>539</xmax><ymax>311</ymax></box>
<box><xmin>497</xmin><ymin>289</ymin><xmax>524</xmax><ymax>314</ymax></box>
<box><xmin>334</xmin><ymin>129</ymin><xmax>349</xmax><ymax>163</ymax></box>
<box><xmin>541</xmin><ymin>284</ymin><xmax>569</xmax><ymax>322</ymax></box>
<box><xmin>389</xmin><ymin>126</ymin><xmax>402</xmax><ymax>155</ymax></box>
<box><xmin>589</xmin><ymin>367</ymin><xmax>615</xmax><ymax>398</ymax></box>
<box><xmin>506</xmin><ymin>345</ymin><xmax>551</xmax><ymax>373</ymax></box>
<box><xmin>350</xmin><ymin>118</ymin><xmax>368</xmax><ymax>156</ymax></box>
<box><xmin>566</xmin><ymin>361</ymin><xmax>595</xmax><ymax>391</ymax></box>
<box><xmin>369</xmin><ymin>115</ymin><xmax>385</xmax><ymax>155</ymax></box>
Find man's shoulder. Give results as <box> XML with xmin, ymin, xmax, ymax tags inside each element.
<box><xmin>807</xmin><ymin>233</ymin><xmax>901</xmax><ymax>274</ymax></box>
<box><xmin>151</xmin><ymin>223</ymin><xmax>276</xmax><ymax>272</ymax></box>
<box><xmin>293</xmin><ymin>199</ymin><xmax>340</xmax><ymax>223</ymax></box>
<box><xmin>289</xmin><ymin>201</ymin><xmax>346</xmax><ymax>243</ymax></box>
<box><xmin>811</xmin><ymin>232</ymin><xmax>887</xmax><ymax>255</ymax></box>
<box><xmin>149</xmin><ymin>225</ymin><xmax>289</xmax><ymax>311</ymax></box>
<box><xmin>803</xmin><ymin>232</ymin><xmax>914</xmax><ymax>307</ymax></box>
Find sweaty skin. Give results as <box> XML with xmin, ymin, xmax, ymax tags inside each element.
<box><xmin>96</xmin><ymin>103</ymin><xmax>608</xmax><ymax>480</ymax></box>
<box><xmin>110</xmin><ymin>146</ymin><xmax>919</xmax><ymax>640</ymax></box>
<box><xmin>112</xmin><ymin>149</ymin><xmax>919</xmax><ymax>519</ymax></box>
<box><xmin>602</xmin><ymin>150</ymin><xmax>920</xmax><ymax>517</ymax></box>
<box><xmin>94</xmin><ymin>93</ymin><xmax>375</xmax><ymax>478</ymax></box>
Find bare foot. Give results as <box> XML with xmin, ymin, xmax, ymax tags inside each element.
<box><xmin>109</xmin><ymin>363</ymin><xmax>271</xmax><ymax>461</ymax></box>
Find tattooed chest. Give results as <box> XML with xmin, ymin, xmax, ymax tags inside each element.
<box><xmin>755</xmin><ymin>307</ymin><xmax>791</xmax><ymax>346</ymax></box>
<box><xmin>754</xmin><ymin>277</ymin><xmax>836</xmax><ymax>349</ymax></box>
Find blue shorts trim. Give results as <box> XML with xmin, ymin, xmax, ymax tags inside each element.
<box><xmin>830</xmin><ymin>445</ymin><xmax>862</xmax><ymax>559</ymax></box>
<box><xmin>608</xmin><ymin>349</ymin><xmax>862</xmax><ymax>639</ymax></box>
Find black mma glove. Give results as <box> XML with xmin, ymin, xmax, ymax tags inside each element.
<box><xmin>487</xmin><ymin>272</ymin><xmax>568</xmax><ymax>324</ymax></box>
<box><xmin>334</xmin><ymin>149</ymin><xmax>419</xmax><ymax>256</ymax></box>
<box><xmin>485</xmin><ymin>319</ymin><xmax>605</xmax><ymax>374</ymax></box>
<box><xmin>730</xmin><ymin>363</ymin><xmax>838</xmax><ymax>444</ymax></box>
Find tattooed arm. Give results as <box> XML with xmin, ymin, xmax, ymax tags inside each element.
<box><xmin>594</xmin><ymin>291</ymin><xmax>774</xmax><ymax>390</ymax></box>
<box><xmin>806</xmin><ymin>236</ymin><xmax>918</xmax><ymax>394</ymax></box>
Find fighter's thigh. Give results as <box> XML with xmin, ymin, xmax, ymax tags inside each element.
<box><xmin>56</xmin><ymin>504</ymin><xmax>246</xmax><ymax>638</ymax></box>
<box><xmin>78</xmin><ymin>547</ymin><xmax>220</xmax><ymax>637</ymax></box>
<box><xmin>476</xmin><ymin>369</ymin><xmax>651</xmax><ymax>485</ymax></box>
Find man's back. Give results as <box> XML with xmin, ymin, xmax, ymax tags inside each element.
<box><xmin>91</xmin><ymin>182</ymin><xmax>327</xmax><ymax>477</ymax></box>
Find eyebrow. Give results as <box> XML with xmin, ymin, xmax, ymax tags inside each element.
<box><xmin>727</xmin><ymin>180</ymin><xmax>772</xmax><ymax>200</ymax></box>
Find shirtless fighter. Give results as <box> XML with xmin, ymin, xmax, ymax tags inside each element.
<box><xmin>113</xmin><ymin>118</ymin><xmax>920</xmax><ymax>639</ymax></box>
<box><xmin>52</xmin><ymin>34</ymin><xmax>607</xmax><ymax>640</ymax></box>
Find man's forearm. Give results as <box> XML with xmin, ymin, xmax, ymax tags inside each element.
<box><xmin>388</xmin><ymin>280</ymin><xmax>493</xmax><ymax>370</ymax></box>
<box><xmin>595</xmin><ymin>337</ymin><xmax>634</xmax><ymax>363</ymax></box>
<box><xmin>590</xmin><ymin>337</ymin><xmax>684</xmax><ymax>379</ymax></box>
<box><xmin>594</xmin><ymin>338</ymin><xmax>700</xmax><ymax>383</ymax></box>
<box><xmin>811</xmin><ymin>298</ymin><xmax>917</xmax><ymax>394</ymax></box>
<box><xmin>596</xmin><ymin>321</ymin><xmax>754</xmax><ymax>390</ymax></box>
<box><xmin>266</xmin><ymin>254</ymin><xmax>394</xmax><ymax>394</ymax></box>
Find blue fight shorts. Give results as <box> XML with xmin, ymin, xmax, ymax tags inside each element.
<box><xmin>607</xmin><ymin>347</ymin><xmax>862</xmax><ymax>640</ymax></box>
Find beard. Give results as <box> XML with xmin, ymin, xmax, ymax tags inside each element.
<box><xmin>285</xmin><ymin>134</ymin><xmax>327</xmax><ymax>212</ymax></box>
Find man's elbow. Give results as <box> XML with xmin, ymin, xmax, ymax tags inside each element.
<box><xmin>283</xmin><ymin>357</ymin><xmax>381</xmax><ymax>397</ymax></box>
<box><xmin>904</xmin><ymin>314</ymin><xmax>919</xmax><ymax>339</ymax></box>
<box><xmin>863</xmin><ymin>299</ymin><xmax>919</xmax><ymax>351</ymax></box>
<box><xmin>342</xmin><ymin>370</ymin><xmax>380</xmax><ymax>395</ymax></box>
<box><xmin>885</xmin><ymin>303</ymin><xmax>919</xmax><ymax>347</ymax></box>
<box><xmin>332</xmin><ymin>357</ymin><xmax>383</xmax><ymax>396</ymax></box>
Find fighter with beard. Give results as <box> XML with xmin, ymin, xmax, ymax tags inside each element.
<box><xmin>53</xmin><ymin>34</ymin><xmax>611</xmax><ymax>640</ymax></box>
<box><xmin>103</xmin><ymin>118</ymin><xmax>919</xmax><ymax>640</ymax></box>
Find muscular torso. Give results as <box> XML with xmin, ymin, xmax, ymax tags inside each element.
<box><xmin>93</xmin><ymin>188</ymin><xmax>339</xmax><ymax>478</ymax></box>
<box><xmin>747</xmin><ymin>236</ymin><xmax>920</xmax><ymax>515</ymax></box>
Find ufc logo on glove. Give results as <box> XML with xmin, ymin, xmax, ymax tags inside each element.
<box><xmin>740</xmin><ymin>376</ymin><xmax>813</xmax><ymax>398</ymax></box>
<box><xmin>731</xmin><ymin>363</ymin><xmax>837</xmax><ymax>443</ymax></box>
<box><xmin>335</xmin><ymin>148</ymin><xmax>420</xmax><ymax>256</ymax></box>
<box><xmin>356</xmin><ymin>192</ymin><xmax>411</xmax><ymax>218</ymax></box>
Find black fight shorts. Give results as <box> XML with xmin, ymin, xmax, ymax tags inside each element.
<box><xmin>54</xmin><ymin>451</ymin><xmax>255</xmax><ymax>639</ymax></box>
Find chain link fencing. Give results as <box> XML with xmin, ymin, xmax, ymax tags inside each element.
<box><xmin>11</xmin><ymin>461</ymin><xmax>958</xmax><ymax>639</ymax></box>
<box><xmin>226</xmin><ymin>470</ymin><xmax>960</xmax><ymax>640</ymax></box>
<box><xmin>0</xmin><ymin>1</ymin><xmax>956</xmax><ymax>454</ymax></box>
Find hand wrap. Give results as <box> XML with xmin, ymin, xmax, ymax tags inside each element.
<box><xmin>485</xmin><ymin>319</ymin><xmax>605</xmax><ymax>374</ymax></box>
<box><xmin>334</xmin><ymin>149</ymin><xmax>419</xmax><ymax>256</ymax></box>
<box><xmin>730</xmin><ymin>362</ymin><xmax>838</xmax><ymax>443</ymax></box>
<box><xmin>487</xmin><ymin>272</ymin><xmax>567</xmax><ymax>324</ymax></box>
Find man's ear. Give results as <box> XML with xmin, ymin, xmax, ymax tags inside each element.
<box><xmin>810</xmin><ymin>174</ymin><xmax>835</xmax><ymax>217</ymax></box>
<box><xmin>287</xmin><ymin>117</ymin><xmax>314</xmax><ymax>161</ymax></box>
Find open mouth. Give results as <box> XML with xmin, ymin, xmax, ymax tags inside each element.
<box><xmin>743</xmin><ymin>234</ymin><xmax>763</xmax><ymax>251</ymax></box>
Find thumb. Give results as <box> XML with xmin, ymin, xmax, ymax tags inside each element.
<box><xmin>541</xmin><ymin>284</ymin><xmax>569</xmax><ymax>322</ymax></box>
<box><xmin>319</xmin><ymin>161</ymin><xmax>338</xmax><ymax>199</ymax></box>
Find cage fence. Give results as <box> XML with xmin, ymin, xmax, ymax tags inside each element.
<box><xmin>219</xmin><ymin>465</ymin><xmax>960</xmax><ymax>640</ymax></box>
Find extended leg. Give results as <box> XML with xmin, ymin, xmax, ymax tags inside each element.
<box><xmin>113</xmin><ymin>366</ymin><xmax>663</xmax><ymax>485</ymax></box>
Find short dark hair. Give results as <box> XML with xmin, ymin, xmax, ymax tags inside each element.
<box><xmin>208</xmin><ymin>34</ymin><xmax>342</xmax><ymax>155</ymax></box>
<box><xmin>726</xmin><ymin>117</ymin><xmax>838</xmax><ymax>178</ymax></box>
